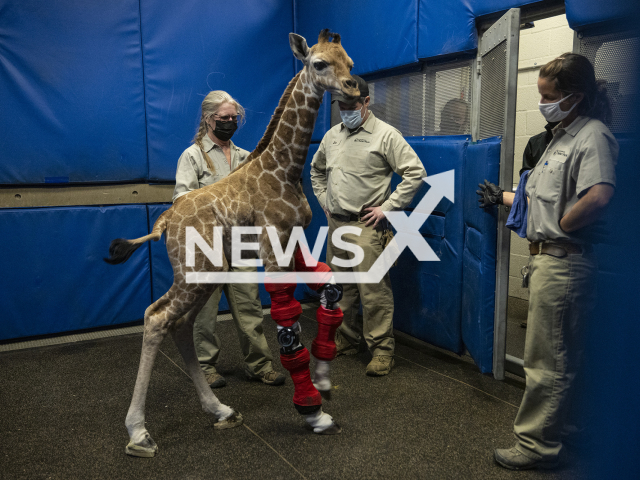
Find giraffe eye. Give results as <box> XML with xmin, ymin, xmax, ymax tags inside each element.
<box><xmin>314</xmin><ymin>61</ymin><xmax>328</xmax><ymax>71</ymax></box>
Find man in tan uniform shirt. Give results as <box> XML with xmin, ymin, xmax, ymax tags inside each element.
<box><xmin>310</xmin><ymin>76</ymin><xmax>426</xmax><ymax>376</ymax></box>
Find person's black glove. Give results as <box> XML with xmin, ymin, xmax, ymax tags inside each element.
<box><xmin>476</xmin><ymin>179</ymin><xmax>503</xmax><ymax>208</ymax></box>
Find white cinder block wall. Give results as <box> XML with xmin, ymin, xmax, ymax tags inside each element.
<box><xmin>509</xmin><ymin>15</ymin><xmax>574</xmax><ymax>300</ymax></box>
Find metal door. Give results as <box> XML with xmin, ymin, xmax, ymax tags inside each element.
<box><xmin>470</xmin><ymin>8</ymin><xmax>521</xmax><ymax>380</ymax></box>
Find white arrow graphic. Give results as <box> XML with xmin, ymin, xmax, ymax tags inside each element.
<box><xmin>363</xmin><ymin>170</ymin><xmax>455</xmax><ymax>283</ymax></box>
<box><xmin>186</xmin><ymin>170</ymin><xmax>455</xmax><ymax>285</ymax></box>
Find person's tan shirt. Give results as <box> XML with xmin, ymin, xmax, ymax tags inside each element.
<box><xmin>172</xmin><ymin>135</ymin><xmax>249</xmax><ymax>202</ymax></box>
<box><xmin>525</xmin><ymin>116</ymin><xmax>618</xmax><ymax>243</ymax></box>
<box><xmin>310</xmin><ymin>112</ymin><xmax>426</xmax><ymax>215</ymax></box>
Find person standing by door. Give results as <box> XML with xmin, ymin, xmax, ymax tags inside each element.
<box><xmin>478</xmin><ymin>53</ymin><xmax>617</xmax><ymax>470</ymax></box>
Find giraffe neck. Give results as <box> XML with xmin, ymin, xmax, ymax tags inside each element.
<box><xmin>264</xmin><ymin>68</ymin><xmax>323</xmax><ymax>184</ymax></box>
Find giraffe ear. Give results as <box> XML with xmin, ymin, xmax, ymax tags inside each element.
<box><xmin>289</xmin><ymin>33</ymin><xmax>309</xmax><ymax>62</ymax></box>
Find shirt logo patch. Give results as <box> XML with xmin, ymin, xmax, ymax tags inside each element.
<box><xmin>553</xmin><ymin>149</ymin><xmax>568</xmax><ymax>157</ymax></box>
<box><xmin>354</xmin><ymin>138</ymin><xmax>370</xmax><ymax>143</ymax></box>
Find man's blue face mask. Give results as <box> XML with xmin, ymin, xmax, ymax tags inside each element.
<box><xmin>340</xmin><ymin>105</ymin><xmax>364</xmax><ymax>129</ymax></box>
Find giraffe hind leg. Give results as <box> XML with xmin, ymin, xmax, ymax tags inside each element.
<box><xmin>170</xmin><ymin>292</ymin><xmax>243</xmax><ymax>430</ymax></box>
<box><xmin>124</xmin><ymin>284</ymin><xmax>204</xmax><ymax>457</ymax></box>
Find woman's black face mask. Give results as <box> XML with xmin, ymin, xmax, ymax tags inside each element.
<box><xmin>212</xmin><ymin>121</ymin><xmax>238</xmax><ymax>141</ymax></box>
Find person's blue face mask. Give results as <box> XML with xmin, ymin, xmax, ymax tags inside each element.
<box><xmin>340</xmin><ymin>105</ymin><xmax>363</xmax><ymax>129</ymax></box>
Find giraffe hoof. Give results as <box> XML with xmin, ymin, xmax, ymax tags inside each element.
<box><xmin>125</xmin><ymin>440</ymin><xmax>158</xmax><ymax>458</ymax></box>
<box><xmin>315</xmin><ymin>422</ymin><xmax>342</xmax><ymax>435</ymax></box>
<box><xmin>214</xmin><ymin>410</ymin><xmax>243</xmax><ymax>430</ymax></box>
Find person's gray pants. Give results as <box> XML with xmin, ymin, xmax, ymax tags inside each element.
<box><xmin>514</xmin><ymin>250</ymin><xmax>597</xmax><ymax>461</ymax></box>
<box><xmin>193</xmin><ymin>265</ymin><xmax>273</xmax><ymax>376</ymax></box>
<box><xmin>327</xmin><ymin>216</ymin><xmax>395</xmax><ymax>357</ymax></box>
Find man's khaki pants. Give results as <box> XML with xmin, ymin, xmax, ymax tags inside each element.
<box><xmin>193</xmin><ymin>265</ymin><xmax>273</xmax><ymax>377</ymax></box>
<box><xmin>327</xmin><ymin>216</ymin><xmax>395</xmax><ymax>356</ymax></box>
<box><xmin>514</xmin><ymin>251</ymin><xmax>597</xmax><ymax>461</ymax></box>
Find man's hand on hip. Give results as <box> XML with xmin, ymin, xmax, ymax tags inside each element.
<box><xmin>323</xmin><ymin>207</ymin><xmax>332</xmax><ymax>220</ymax></box>
<box><xmin>362</xmin><ymin>206</ymin><xmax>386</xmax><ymax>228</ymax></box>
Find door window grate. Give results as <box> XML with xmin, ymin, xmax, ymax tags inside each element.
<box><xmin>478</xmin><ymin>41</ymin><xmax>507</xmax><ymax>140</ymax></box>
<box><xmin>579</xmin><ymin>32</ymin><xmax>639</xmax><ymax>134</ymax></box>
<box><xmin>367</xmin><ymin>60</ymin><xmax>473</xmax><ymax>136</ymax></box>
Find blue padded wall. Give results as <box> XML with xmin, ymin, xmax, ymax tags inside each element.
<box><xmin>461</xmin><ymin>137</ymin><xmax>501</xmax><ymax>373</ymax></box>
<box><xmin>0</xmin><ymin>205</ymin><xmax>151</xmax><ymax>341</ymax></box>
<box><xmin>417</xmin><ymin>0</ymin><xmax>541</xmax><ymax>60</ymax></box>
<box><xmin>301</xmin><ymin>143</ymin><xmax>329</xmax><ymax>264</ymax></box>
<box><xmin>0</xmin><ymin>0</ymin><xmax>147</xmax><ymax>185</ymax></box>
<box><xmin>296</xmin><ymin>0</ymin><xmax>418</xmax><ymax>76</ymax></box>
<box><xmin>141</xmin><ymin>0</ymin><xmax>296</xmax><ymax>181</ymax></box>
<box><xmin>389</xmin><ymin>136</ymin><xmax>469</xmax><ymax>354</ymax></box>
<box><xmin>417</xmin><ymin>0</ymin><xmax>477</xmax><ymax>60</ymax></box>
<box><xmin>148</xmin><ymin>204</ymin><xmax>175</xmax><ymax>303</ymax></box>
<box><xmin>581</xmin><ymin>135</ymin><xmax>640</xmax><ymax>478</ymax></box>
<box><xmin>565</xmin><ymin>0</ymin><xmax>640</xmax><ymax>32</ymax></box>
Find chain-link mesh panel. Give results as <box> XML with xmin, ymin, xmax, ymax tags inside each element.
<box><xmin>479</xmin><ymin>41</ymin><xmax>507</xmax><ymax>140</ymax></box>
<box><xmin>579</xmin><ymin>32</ymin><xmax>639</xmax><ymax>134</ymax></box>
<box><xmin>368</xmin><ymin>61</ymin><xmax>472</xmax><ymax>136</ymax></box>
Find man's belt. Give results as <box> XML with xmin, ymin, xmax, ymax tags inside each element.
<box><xmin>529</xmin><ymin>242</ymin><xmax>591</xmax><ymax>257</ymax></box>
<box><xmin>331</xmin><ymin>212</ymin><xmax>361</xmax><ymax>222</ymax></box>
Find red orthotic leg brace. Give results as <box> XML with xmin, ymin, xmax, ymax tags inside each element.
<box><xmin>293</xmin><ymin>248</ymin><xmax>344</xmax><ymax>362</ymax></box>
<box><xmin>264</xmin><ymin>279</ymin><xmax>321</xmax><ymax>413</ymax></box>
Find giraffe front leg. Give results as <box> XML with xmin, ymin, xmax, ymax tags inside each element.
<box><xmin>311</xmin><ymin>299</ymin><xmax>343</xmax><ymax>400</ymax></box>
<box><xmin>170</xmin><ymin>305</ymin><xmax>242</xmax><ymax>430</ymax></box>
<box><xmin>293</xmin><ymin>248</ymin><xmax>344</xmax><ymax>400</ymax></box>
<box><xmin>265</xmin><ymin>275</ymin><xmax>341</xmax><ymax>435</ymax></box>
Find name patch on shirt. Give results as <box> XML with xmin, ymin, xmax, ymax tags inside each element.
<box><xmin>354</xmin><ymin>138</ymin><xmax>370</xmax><ymax>143</ymax></box>
<box><xmin>552</xmin><ymin>149</ymin><xmax>568</xmax><ymax>158</ymax></box>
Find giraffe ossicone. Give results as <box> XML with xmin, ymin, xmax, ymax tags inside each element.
<box><xmin>105</xmin><ymin>29</ymin><xmax>359</xmax><ymax>457</ymax></box>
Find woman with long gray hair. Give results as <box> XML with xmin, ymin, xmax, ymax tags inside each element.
<box><xmin>173</xmin><ymin>91</ymin><xmax>285</xmax><ymax>389</ymax></box>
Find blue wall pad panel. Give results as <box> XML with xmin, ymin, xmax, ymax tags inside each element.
<box><xmin>0</xmin><ymin>205</ymin><xmax>151</xmax><ymax>341</ymax></box>
<box><xmin>141</xmin><ymin>0</ymin><xmax>295</xmax><ymax>181</ymax></box>
<box><xmin>296</xmin><ymin>0</ymin><xmax>418</xmax><ymax>76</ymax></box>
<box><xmin>418</xmin><ymin>0</ymin><xmax>477</xmax><ymax>60</ymax></box>
<box><xmin>0</xmin><ymin>0</ymin><xmax>147</xmax><ymax>185</ymax></box>
<box><xmin>389</xmin><ymin>136</ymin><xmax>468</xmax><ymax>353</ymax></box>
<box><xmin>592</xmin><ymin>137</ymin><xmax>638</xmax><ymax>253</ymax></box>
<box><xmin>417</xmin><ymin>0</ymin><xmax>540</xmax><ymax>61</ymax></box>
<box><xmin>584</xmin><ymin>91</ymin><xmax>640</xmax><ymax>480</ymax></box>
<box><xmin>565</xmin><ymin>0</ymin><xmax>639</xmax><ymax>32</ymax></box>
<box><xmin>461</xmin><ymin>137</ymin><xmax>501</xmax><ymax>373</ymax></box>
<box><xmin>148</xmin><ymin>204</ymin><xmax>175</xmax><ymax>304</ymax></box>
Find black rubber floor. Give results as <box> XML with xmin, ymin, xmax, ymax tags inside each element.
<box><xmin>0</xmin><ymin>307</ymin><xmax>590</xmax><ymax>479</ymax></box>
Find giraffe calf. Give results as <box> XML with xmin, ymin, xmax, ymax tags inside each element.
<box><xmin>106</xmin><ymin>29</ymin><xmax>359</xmax><ymax>456</ymax></box>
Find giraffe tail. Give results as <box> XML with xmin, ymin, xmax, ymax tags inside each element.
<box><xmin>103</xmin><ymin>208</ymin><xmax>173</xmax><ymax>265</ymax></box>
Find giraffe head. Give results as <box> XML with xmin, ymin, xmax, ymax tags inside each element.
<box><xmin>289</xmin><ymin>29</ymin><xmax>359</xmax><ymax>101</ymax></box>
